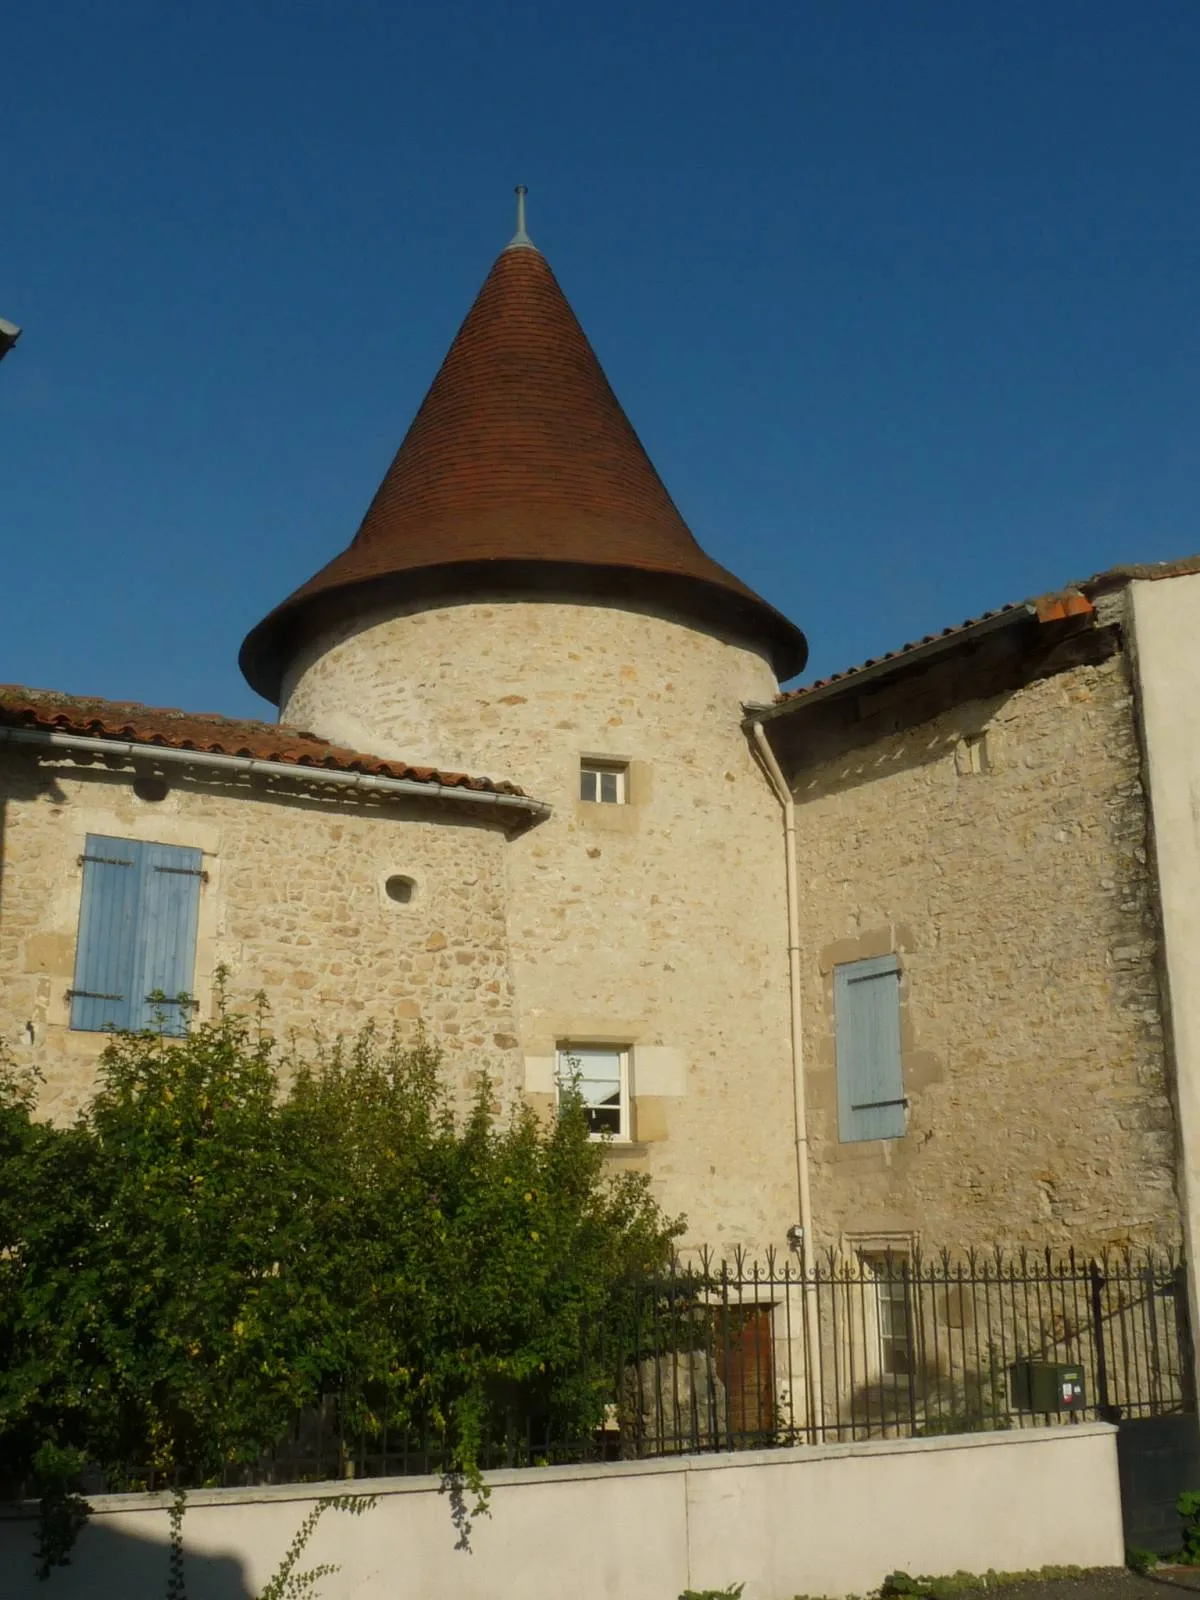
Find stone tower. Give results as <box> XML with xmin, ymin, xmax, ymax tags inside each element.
<box><xmin>241</xmin><ymin>202</ymin><xmax>808</xmax><ymax>1247</ymax></box>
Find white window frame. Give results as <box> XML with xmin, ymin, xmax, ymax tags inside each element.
<box><xmin>579</xmin><ymin>759</ymin><xmax>629</xmax><ymax>805</ymax></box>
<box><xmin>859</xmin><ymin>1250</ymin><xmax>914</xmax><ymax>1379</ymax></box>
<box><xmin>556</xmin><ymin>1043</ymin><xmax>631</xmax><ymax>1142</ymax></box>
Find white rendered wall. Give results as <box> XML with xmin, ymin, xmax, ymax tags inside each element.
<box><xmin>282</xmin><ymin>598</ymin><xmax>797</xmax><ymax>1250</ymax></box>
<box><xmin>0</xmin><ymin>1426</ymin><xmax>1124</xmax><ymax>1600</ymax></box>
<box><xmin>1130</xmin><ymin>572</ymin><xmax>1200</xmax><ymax>1388</ymax></box>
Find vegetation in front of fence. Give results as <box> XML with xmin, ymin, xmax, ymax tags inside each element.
<box><xmin>1125</xmin><ymin>1547</ymin><xmax>1159</xmax><ymax>1574</ymax></box>
<box><xmin>160</xmin><ymin>1485</ymin><xmax>379</xmax><ymax>1600</ymax></box>
<box><xmin>680</xmin><ymin>1569</ymin><xmax>1097</xmax><ymax>1600</ymax></box>
<box><xmin>3</xmin><ymin>981</ymin><xmax>1192</xmax><ymax>1582</ymax></box>
<box><xmin>1177</xmin><ymin>1489</ymin><xmax>1200</xmax><ymax>1564</ymax></box>
<box><xmin>0</xmin><ymin>982</ymin><xmax>682</xmax><ymax>1574</ymax></box>
<box><xmin>878</xmin><ymin>1570</ymin><xmax>1089</xmax><ymax>1599</ymax></box>
<box><xmin>1125</xmin><ymin>1488</ymin><xmax>1200</xmax><ymax>1573</ymax></box>
<box><xmin>1125</xmin><ymin>1489</ymin><xmax>1200</xmax><ymax>1572</ymax></box>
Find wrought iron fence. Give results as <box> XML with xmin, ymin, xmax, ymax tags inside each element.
<box><xmin>615</xmin><ymin>1244</ymin><xmax>1194</xmax><ymax>1454</ymax></box>
<box><xmin>141</xmin><ymin>1245</ymin><xmax>1194</xmax><ymax>1490</ymax></box>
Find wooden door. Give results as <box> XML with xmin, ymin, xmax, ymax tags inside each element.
<box><xmin>715</xmin><ymin>1305</ymin><xmax>775</xmax><ymax>1444</ymax></box>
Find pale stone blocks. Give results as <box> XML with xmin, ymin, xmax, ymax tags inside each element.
<box><xmin>0</xmin><ymin>756</ymin><xmax>524</xmax><ymax>1122</ymax></box>
<box><xmin>793</xmin><ymin>653</ymin><xmax>1179</xmax><ymax>1251</ymax></box>
<box><xmin>282</xmin><ymin>598</ymin><xmax>800</xmax><ymax>1251</ymax></box>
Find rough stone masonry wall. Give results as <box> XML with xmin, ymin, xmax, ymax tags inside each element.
<box><xmin>793</xmin><ymin>651</ymin><xmax>1179</xmax><ymax>1252</ymax></box>
<box><xmin>283</xmin><ymin>596</ymin><xmax>799</xmax><ymax>1254</ymax></box>
<box><xmin>0</xmin><ymin>754</ymin><xmax>522</xmax><ymax>1122</ymax></box>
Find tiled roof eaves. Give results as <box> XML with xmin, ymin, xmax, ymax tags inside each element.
<box><xmin>0</xmin><ymin>688</ymin><xmax>527</xmax><ymax>799</ymax></box>
<box><xmin>757</xmin><ymin>549</ymin><xmax>1200</xmax><ymax>723</ymax></box>
<box><xmin>751</xmin><ymin>604</ymin><xmax>1036</xmax><ymax>723</ymax></box>
<box><xmin>752</xmin><ymin>587</ymin><xmax>1097</xmax><ymax>723</ymax></box>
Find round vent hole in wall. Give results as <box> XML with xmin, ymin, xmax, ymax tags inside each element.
<box><xmin>385</xmin><ymin>875</ymin><xmax>416</xmax><ymax>905</ymax></box>
<box><xmin>133</xmin><ymin>775</ymin><xmax>170</xmax><ymax>803</ymax></box>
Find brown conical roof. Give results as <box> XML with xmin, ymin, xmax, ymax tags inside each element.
<box><xmin>240</xmin><ymin>236</ymin><xmax>807</xmax><ymax>701</ymax></box>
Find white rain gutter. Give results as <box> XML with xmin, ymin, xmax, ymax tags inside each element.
<box><xmin>0</xmin><ymin>727</ymin><xmax>551</xmax><ymax>829</ymax></box>
<box><xmin>749</xmin><ymin>718</ymin><xmax>823</xmax><ymax>1436</ymax></box>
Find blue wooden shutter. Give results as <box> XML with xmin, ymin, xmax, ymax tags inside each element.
<box><xmin>131</xmin><ymin>842</ymin><xmax>204</xmax><ymax>1034</ymax></box>
<box><xmin>70</xmin><ymin>835</ymin><xmax>144</xmax><ymax>1032</ymax></box>
<box><xmin>834</xmin><ymin>956</ymin><xmax>906</xmax><ymax>1142</ymax></box>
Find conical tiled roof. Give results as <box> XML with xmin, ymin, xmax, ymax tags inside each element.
<box><xmin>240</xmin><ymin>233</ymin><xmax>807</xmax><ymax>701</ymax></box>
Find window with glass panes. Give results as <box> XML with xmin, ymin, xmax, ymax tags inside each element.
<box><xmin>556</xmin><ymin>1045</ymin><xmax>629</xmax><ymax>1139</ymax></box>
<box><xmin>861</xmin><ymin>1253</ymin><xmax>913</xmax><ymax>1376</ymax></box>
<box><xmin>579</xmin><ymin>760</ymin><xmax>628</xmax><ymax>804</ymax></box>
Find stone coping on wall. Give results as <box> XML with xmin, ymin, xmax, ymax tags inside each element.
<box><xmin>0</xmin><ymin>1421</ymin><xmax>1117</xmax><ymax>1519</ymax></box>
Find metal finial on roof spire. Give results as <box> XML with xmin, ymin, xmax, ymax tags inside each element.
<box><xmin>507</xmin><ymin>184</ymin><xmax>534</xmax><ymax>250</ymax></box>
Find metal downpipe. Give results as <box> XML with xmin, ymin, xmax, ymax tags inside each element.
<box><xmin>750</xmin><ymin>718</ymin><xmax>823</xmax><ymax>1439</ymax></box>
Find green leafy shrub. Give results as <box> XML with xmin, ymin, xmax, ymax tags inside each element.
<box><xmin>29</xmin><ymin>1442</ymin><xmax>91</xmax><ymax>1581</ymax></box>
<box><xmin>913</xmin><ymin>1342</ymin><xmax>1012</xmax><ymax>1438</ymax></box>
<box><xmin>880</xmin><ymin>1568</ymin><xmax>1086</xmax><ymax>1598</ymax></box>
<box><xmin>680</xmin><ymin>1586</ymin><xmax>745</xmax><ymax>1600</ymax></box>
<box><xmin>1178</xmin><ymin>1489</ymin><xmax>1200</xmax><ymax>1563</ymax></box>
<box><xmin>255</xmin><ymin>1492</ymin><xmax>377</xmax><ymax>1600</ymax></box>
<box><xmin>165</xmin><ymin>1487</ymin><xmax>377</xmax><ymax>1600</ymax></box>
<box><xmin>0</xmin><ymin>985</ymin><xmax>682</xmax><ymax>1571</ymax></box>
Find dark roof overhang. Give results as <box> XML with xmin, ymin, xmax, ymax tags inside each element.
<box><xmin>746</xmin><ymin>603</ymin><xmax>1047</xmax><ymax>727</ymax></box>
<box><xmin>745</xmin><ymin>591</ymin><xmax>1106</xmax><ymax>781</ymax></box>
<box><xmin>242</xmin><ymin>556</ymin><xmax>807</xmax><ymax>703</ymax></box>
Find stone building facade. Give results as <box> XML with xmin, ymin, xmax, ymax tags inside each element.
<box><xmin>760</xmin><ymin>588</ymin><xmax>1180</xmax><ymax>1252</ymax></box>
<box><xmin>2</xmin><ymin>204</ymin><xmax>1199</xmax><ymax>1274</ymax></box>
<box><xmin>0</xmin><ymin>723</ymin><xmax>529</xmax><ymax>1123</ymax></box>
<box><xmin>281</xmin><ymin>597</ymin><xmax>797</xmax><ymax>1245</ymax></box>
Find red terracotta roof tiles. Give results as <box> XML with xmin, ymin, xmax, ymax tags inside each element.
<box><xmin>768</xmin><ymin>554</ymin><xmax>1200</xmax><ymax>711</ymax></box>
<box><xmin>240</xmin><ymin>241</ymin><xmax>807</xmax><ymax>700</ymax></box>
<box><xmin>0</xmin><ymin>686</ymin><xmax>525</xmax><ymax>797</ymax></box>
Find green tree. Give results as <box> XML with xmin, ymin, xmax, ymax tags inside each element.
<box><xmin>0</xmin><ymin>987</ymin><xmax>682</xmax><ymax>1567</ymax></box>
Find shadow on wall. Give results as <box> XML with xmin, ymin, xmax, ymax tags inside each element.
<box><xmin>779</xmin><ymin>619</ymin><xmax>1122</xmax><ymax>805</ymax></box>
<box><xmin>3</xmin><ymin>1517</ymin><xmax>252</xmax><ymax>1600</ymax></box>
<box><xmin>0</xmin><ymin>760</ymin><xmax>70</xmax><ymax>1078</ymax></box>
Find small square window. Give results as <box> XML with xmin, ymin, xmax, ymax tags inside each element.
<box><xmin>580</xmin><ymin>760</ymin><xmax>628</xmax><ymax>804</ymax></box>
<box><xmin>556</xmin><ymin>1045</ymin><xmax>630</xmax><ymax>1140</ymax></box>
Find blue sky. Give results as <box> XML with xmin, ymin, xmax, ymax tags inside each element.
<box><xmin>2</xmin><ymin>1</ymin><xmax>1197</xmax><ymax>716</ymax></box>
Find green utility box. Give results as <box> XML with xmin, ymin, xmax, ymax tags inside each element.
<box><xmin>1010</xmin><ymin>1360</ymin><xmax>1085</xmax><ymax>1412</ymax></box>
